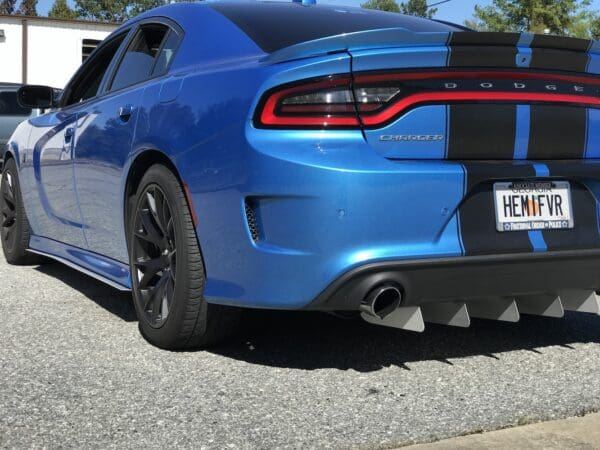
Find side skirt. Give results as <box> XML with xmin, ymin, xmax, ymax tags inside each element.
<box><xmin>28</xmin><ymin>235</ymin><xmax>131</xmax><ymax>292</ymax></box>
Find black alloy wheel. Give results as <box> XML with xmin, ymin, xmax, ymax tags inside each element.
<box><xmin>132</xmin><ymin>184</ymin><xmax>177</xmax><ymax>327</ymax></box>
<box><xmin>0</xmin><ymin>158</ymin><xmax>40</xmax><ymax>265</ymax></box>
<box><xmin>128</xmin><ymin>164</ymin><xmax>240</xmax><ymax>349</ymax></box>
<box><xmin>1</xmin><ymin>169</ymin><xmax>17</xmax><ymax>249</ymax></box>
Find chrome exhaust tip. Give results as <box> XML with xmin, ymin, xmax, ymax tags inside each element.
<box><xmin>360</xmin><ymin>285</ymin><xmax>402</xmax><ymax>320</ymax></box>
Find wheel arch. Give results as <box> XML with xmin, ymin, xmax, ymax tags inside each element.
<box><xmin>123</xmin><ymin>149</ymin><xmax>184</xmax><ymax>224</ymax></box>
<box><xmin>123</xmin><ymin>147</ymin><xmax>207</xmax><ymax>283</ymax></box>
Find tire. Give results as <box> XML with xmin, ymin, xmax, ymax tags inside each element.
<box><xmin>128</xmin><ymin>164</ymin><xmax>239</xmax><ymax>350</ymax></box>
<box><xmin>1</xmin><ymin>158</ymin><xmax>41</xmax><ymax>265</ymax></box>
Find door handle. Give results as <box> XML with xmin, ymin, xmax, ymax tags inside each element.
<box><xmin>64</xmin><ymin>127</ymin><xmax>74</xmax><ymax>144</ymax></box>
<box><xmin>118</xmin><ymin>104</ymin><xmax>134</xmax><ymax>121</ymax></box>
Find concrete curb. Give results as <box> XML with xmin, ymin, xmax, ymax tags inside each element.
<box><xmin>409</xmin><ymin>412</ymin><xmax>600</xmax><ymax>449</ymax></box>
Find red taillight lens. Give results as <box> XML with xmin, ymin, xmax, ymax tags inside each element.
<box><xmin>255</xmin><ymin>70</ymin><xmax>600</xmax><ymax>130</ymax></box>
<box><xmin>256</xmin><ymin>77</ymin><xmax>361</xmax><ymax>128</ymax></box>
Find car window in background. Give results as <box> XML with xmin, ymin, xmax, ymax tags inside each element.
<box><xmin>110</xmin><ymin>24</ymin><xmax>170</xmax><ymax>92</ymax></box>
<box><xmin>0</xmin><ymin>90</ymin><xmax>31</xmax><ymax>116</ymax></box>
<box><xmin>63</xmin><ymin>32</ymin><xmax>128</xmax><ymax>106</ymax></box>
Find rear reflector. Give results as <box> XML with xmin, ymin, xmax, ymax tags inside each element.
<box><xmin>254</xmin><ymin>70</ymin><xmax>600</xmax><ymax>129</ymax></box>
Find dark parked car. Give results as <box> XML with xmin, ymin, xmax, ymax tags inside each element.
<box><xmin>0</xmin><ymin>83</ymin><xmax>33</xmax><ymax>170</ymax></box>
<box><xmin>0</xmin><ymin>83</ymin><xmax>33</xmax><ymax>143</ymax></box>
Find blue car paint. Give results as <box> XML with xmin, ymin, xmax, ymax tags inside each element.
<box><xmin>21</xmin><ymin>110</ymin><xmax>88</xmax><ymax>249</ymax></box>
<box><xmin>5</xmin><ymin>2</ymin><xmax>600</xmax><ymax>309</ymax></box>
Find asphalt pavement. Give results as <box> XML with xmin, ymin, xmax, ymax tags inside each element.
<box><xmin>2</xmin><ymin>254</ymin><xmax>600</xmax><ymax>449</ymax></box>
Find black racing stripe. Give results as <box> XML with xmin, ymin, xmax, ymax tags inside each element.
<box><xmin>544</xmin><ymin>160</ymin><xmax>600</xmax><ymax>178</ymax></box>
<box><xmin>449</xmin><ymin>32</ymin><xmax>521</xmax><ymax>46</ymax></box>
<box><xmin>542</xmin><ymin>182</ymin><xmax>600</xmax><ymax>251</ymax></box>
<box><xmin>540</xmin><ymin>162</ymin><xmax>600</xmax><ymax>251</ymax></box>
<box><xmin>528</xmin><ymin>106</ymin><xmax>587</xmax><ymax>159</ymax></box>
<box><xmin>459</xmin><ymin>162</ymin><xmax>535</xmax><ymax>256</ymax></box>
<box><xmin>448</xmin><ymin>46</ymin><xmax>518</xmax><ymax>67</ymax></box>
<box><xmin>447</xmin><ymin>105</ymin><xmax>516</xmax><ymax>160</ymax></box>
<box><xmin>530</xmin><ymin>48</ymin><xmax>589</xmax><ymax>72</ymax></box>
<box><xmin>530</xmin><ymin>34</ymin><xmax>591</xmax><ymax>52</ymax></box>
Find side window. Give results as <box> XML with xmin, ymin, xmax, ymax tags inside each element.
<box><xmin>63</xmin><ymin>33</ymin><xmax>128</xmax><ymax>106</ymax></box>
<box><xmin>152</xmin><ymin>31</ymin><xmax>180</xmax><ymax>76</ymax></box>
<box><xmin>110</xmin><ymin>24</ymin><xmax>171</xmax><ymax>92</ymax></box>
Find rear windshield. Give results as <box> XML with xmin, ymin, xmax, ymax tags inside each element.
<box><xmin>210</xmin><ymin>2</ymin><xmax>460</xmax><ymax>53</ymax></box>
<box><xmin>0</xmin><ymin>90</ymin><xmax>31</xmax><ymax>116</ymax></box>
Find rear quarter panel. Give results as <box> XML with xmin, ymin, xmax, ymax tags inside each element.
<box><xmin>132</xmin><ymin>49</ymin><xmax>368</xmax><ymax>306</ymax></box>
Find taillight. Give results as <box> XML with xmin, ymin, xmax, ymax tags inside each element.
<box><xmin>355</xmin><ymin>70</ymin><xmax>600</xmax><ymax>128</ymax></box>
<box><xmin>255</xmin><ymin>76</ymin><xmax>360</xmax><ymax>128</ymax></box>
<box><xmin>255</xmin><ymin>70</ymin><xmax>600</xmax><ymax>130</ymax></box>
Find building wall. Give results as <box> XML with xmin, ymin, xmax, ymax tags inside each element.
<box><xmin>0</xmin><ymin>16</ymin><xmax>116</xmax><ymax>89</ymax></box>
<box><xmin>0</xmin><ymin>21</ymin><xmax>23</xmax><ymax>85</ymax></box>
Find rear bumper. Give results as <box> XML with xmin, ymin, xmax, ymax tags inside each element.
<box><xmin>305</xmin><ymin>249</ymin><xmax>600</xmax><ymax>311</ymax></box>
<box><xmin>180</xmin><ymin>124</ymin><xmax>600</xmax><ymax>310</ymax></box>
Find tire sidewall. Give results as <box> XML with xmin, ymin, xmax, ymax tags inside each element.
<box><xmin>128</xmin><ymin>165</ymin><xmax>205</xmax><ymax>348</ymax></box>
<box><xmin>1</xmin><ymin>159</ymin><xmax>24</xmax><ymax>259</ymax></box>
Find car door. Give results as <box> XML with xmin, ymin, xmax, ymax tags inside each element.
<box><xmin>23</xmin><ymin>31</ymin><xmax>130</xmax><ymax>249</ymax></box>
<box><xmin>73</xmin><ymin>22</ymin><xmax>182</xmax><ymax>262</ymax></box>
<box><xmin>25</xmin><ymin>107</ymin><xmax>84</xmax><ymax>247</ymax></box>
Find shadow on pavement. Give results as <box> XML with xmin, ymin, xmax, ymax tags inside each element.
<box><xmin>35</xmin><ymin>260</ymin><xmax>600</xmax><ymax>372</ymax></box>
<box><xmin>210</xmin><ymin>309</ymin><xmax>600</xmax><ymax>372</ymax></box>
<box><xmin>34</xmin><ymin>261</ymin><xmax>137</xmax><ymax>322</ymax></box>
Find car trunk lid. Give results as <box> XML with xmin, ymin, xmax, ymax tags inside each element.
<box><xmin>346</xmin><ymin>31</ymin><xmax>600</xmax><ymax>160</ymax></box>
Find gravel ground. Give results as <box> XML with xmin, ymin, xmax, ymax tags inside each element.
<box><xmin>2</xmin><ymin>254</ymin><xmax>600</xmax><ymax>449</ymax></box>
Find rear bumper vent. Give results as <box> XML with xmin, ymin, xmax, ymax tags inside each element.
<box><xmin>244</xmin><ymin>198</ymin><xmax>260</xmax><ymax>242</ymax></box>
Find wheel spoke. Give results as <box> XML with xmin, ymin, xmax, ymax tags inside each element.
<box><xmin>132</xmin><ymin>183</ymin><xmax>178</xmax><ymax>327</ymax></box>
<box><xmin>166</xmin><ymin>217</ymin><xmax>175</xmax><ymax>243</ymax></box>
<box><xmin>148</xmin><ymin>189</ymin><xmax>166</xmax><ymax>236</ymax></box>
<box><xmin>2</xmin><ymin>205</ymin><xmax>15</xmax><ymax>226</ymax></box>
<box><xmin>165</xmin><ymin>277</ymin><xmax>174</xmax><ymax>306</ymax></box>
<box><xmin>135</xmin><ymin>256</ymin><xmax>164</xmax><ymax>290</ymax></box>
<box><xmin>150</xmin><ymin>274</ymin><xmax>169</xmax><ymax>322</ymax></box>
<box><xmin>162</xmin><ymin>198</ymin><xmax>172</xmax><ymax>239</ymax></box>
<box><xmin>169</xmin><ymin>249</ymin><xmax>177</xmax><ymax>279</ymax></box>
<box><xmin>2</xmin><ymin>174</ymin><xmax>15</xmax><ymax>206</ymax></box>
<box><xmin>1</xmin><ymin>215</ymin><xmax>15</xmax><ymax>228</ymax></box>
<box><xmin>141</xmin><ymin>289</ymin><xmax>153</xmax><ymax>310</ymax></box>
<box><xmin>135</xmin><ymin>208</ymin><xmax>165</xmax><ymax>247</ymax></box>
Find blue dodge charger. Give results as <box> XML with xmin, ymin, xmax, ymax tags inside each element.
<box><xmin>3</xmin><ymin>1</ymin><xmax>600</xmax><ymax>349</ymax></box>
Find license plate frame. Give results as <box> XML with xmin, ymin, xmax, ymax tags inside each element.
<box><xmin>493</xmin><ymin>180</ymin><xmax>574</xmax><ymax>232</ymax></box>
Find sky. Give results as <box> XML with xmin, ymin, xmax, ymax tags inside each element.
<box><xmin>34</xmin><ymin>0</ymin><xmax>600</xmax><ymax>25</ymax></box>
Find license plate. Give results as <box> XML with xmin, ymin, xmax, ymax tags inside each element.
<box><xmin>493</xmin><ymin>181</ymin><xmax>574</xmax><ymax>232</ymax></box>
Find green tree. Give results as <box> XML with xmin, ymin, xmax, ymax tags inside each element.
<box><xmin>590</xmin><ymin>16</ymin><xmax>600</xmax><ymax>40</ymax></box>
<box><xmin>465</xmin><ymin>0</ymin><xmax>594</xmax><ymax>35</ymax></box>
<box><xmin>565</xmin><ymin>8</ymin><xmax>600</xmax><ymax>39</ymax></box>
<box><xmin>75</xmin><ymin>0</ymin><xmax>184</xmax><ymax>22</ymax></box>
<box><xmin>48</xmin><ymin>0</ymin><xmax>77</xmax><ymax>19</ymax></box>
<box><xmin>75</xmin><ymin>0</ymin><xmax>128</xmax><ymax>22</ymax></box>
<box><xmin>361</xmin><ymin>0</ymin><xmax>400</xmax><ymax>13</ymax></box>
<box><xmin>128</xmin><ymin>0</ymin><xmax>162</xmax><ymax>17</ymax></box>
<box><xmin>15</xmin><ymin>0</ymin><xmax>36</xmax><ymax>16</ymax></box>
<box><xmin>0</xmin><ymin>0</ymin><xmax>16</xmax><ymax>14</ymax></box>
<box><xmin>400</xmin><ymin>0</ymin><xmax>436</xmax><ymax>18</ymax></box>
